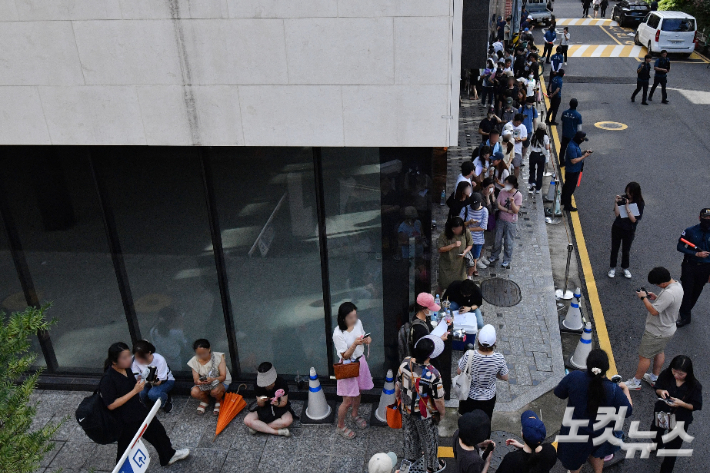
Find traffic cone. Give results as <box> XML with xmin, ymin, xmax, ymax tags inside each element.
<box><xmin>544</xmin><ymin>180</ymin><xmax>556</xmax><ymax>202</ymax></box>
<box><xmin>569</xmin><ymin>322</ymin><xmax>593</xmax><ymax>369</ymax></box>
<box><xmin>561</xmin><ymin>288</ymin><xmax>583</xmax><ymax>332</ymax></box>
<box><xmin>302</xmin><ymin>367</ymin><xmax>335</xmax><ymax>424</ymax></box>
<box><xmin>370</xmin><ymin>369</ymin><xmax>396</xmax><ymax>426</ymax></box>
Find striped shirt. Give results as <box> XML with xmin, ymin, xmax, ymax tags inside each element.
<box><xmin>460</xmin><ymin>206</ymin><xmax>488</xmax><ymax>244</ymax></box>
<box><xmin>458</xmin><ymin>350</ymin><xmax>509</xmax><ymax>401</ymax></box>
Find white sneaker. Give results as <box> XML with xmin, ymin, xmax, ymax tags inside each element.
<box><xmin>528</xmin><ymin>186</ymin><xmax>534</xmax><ymax>194</ymax></box>
<box><xmin>642</xmin><ymin>373</ymin><xmax>657</xmax><ymax>387</ymax></box>
<box><xmin>477</xmin><ymin>260</ymin><xmax>488</xmax><ymax>269</ymax></box>
<box><xmin>168</xmin><ymin>449</ymin><xmax>190</xmax><ymax>465</ymax></box>
<box><xmin>624</xmin><ymin>269</ymin><xmax>632</xmax><ymax>279</ymax></box>
<box><xmin>625</xmin><ymin>378</ymin><xmax>642</xmax><ymax>391</ymax></box>
<box><xmin>607</xmin><ymin>268</ymin><xmax>615</xmax><ymax>278</ymax></box>
<box><xmin>480</xmin><ymin>256</ymin><xmax>490</xmax><ymax>265</ymax></box>
<box><xmin>501</xmin><ymin>261</ymin><xmax>510</xmax><ymax>268</ymax></box>
<box><xmin>535</xmin><ymin>189</ymin><xmax>541</xmax><ymax>194</ymax></box>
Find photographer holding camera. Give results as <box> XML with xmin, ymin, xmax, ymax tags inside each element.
<box><xmin>561</xmin><ymin>131</ymin><xmax>592</xmax><ymax>212</ymax></box>
<box><xmin>608</xmin><ymin>182</ymin><xmax>645</xmax><ymax>279</ymax></box>
<box><xmin>625</xmin><ymin>267</ymin><xmax>683</xmax><ymax>391</ymax></box>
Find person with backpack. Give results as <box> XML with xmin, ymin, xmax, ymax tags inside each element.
<box><xmin>100</xmin><ymin>342</ymin><xmax>189</xmax><ymax>467</ymax></box>
<box><xmin>398</xmin><ymin>293</ymin><xmax>451</xmax><ymax>363</ymax></box>
<box><xmin>131</xmin><ymin>340</ymin><xmax>175</xmax><ymax>413</ymax></box>
<box><xmin>396</xmin><ymin>336</ymin><xmax>447</xmax><ymax>473</ymax></box>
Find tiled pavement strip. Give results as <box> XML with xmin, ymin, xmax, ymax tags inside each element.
<box><xmin>30</xmin><ymin>98</ymin><xmax>564</xmax><ymax>473</ymax></box>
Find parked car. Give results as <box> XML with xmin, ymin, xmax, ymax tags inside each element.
<box><xmin>611</xmin><ymin>0</ymin><xmax>651</xmax><ymax>27</ymax></box>
<box><xmin>527</xmin><ymin>0</ymin><xmax>554</xmax><ymax>26</ymax></box>
<box><xmin>635</xmin><ymin>11</ymin><xmax>697</xmax><ymax>57</ymax></box>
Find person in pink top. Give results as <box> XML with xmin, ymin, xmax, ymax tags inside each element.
<box><xmin>489</xmin><ymin>176</ymin><xmax>522</xmax><ymax>268</ymax></box>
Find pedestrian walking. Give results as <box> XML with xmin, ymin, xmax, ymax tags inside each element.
<box><xmin>188</xmin><ymin>339</ymin><xmax>231</xmax><ymax>415</ymax></box>
<box><xmin>456</xmin><ymin>325</ymin><xmax>509</xmax><ymax>419</ymax></box>
<box><xmin>559</xmin><ymin>98</ymin><xmax>582</xmax><ymax>165</ymax></box>
<box><xmin>648</xmin><ymin>50</ymin><xmax>671</xmax><ymax>104</ymax></box>
<box><xmin>453</xmin><ymin>410</ymin><xmax>496</xmax><ymax>473</ymax></box>
<box><xmin>546</xmin><ymin>70</ymin><xmax>564</xmax><ymax>125</ymax></box>
<box><xmin>593</xmin><ymin>0</ymin><xmax>601</xmax><ymax>18</ymax></box>
<box><xmin>437</xmin><ymin>217</ymin><xmax>473</xmax><ymax>292</ymax></box>
<box><xmin>561</xmin><ymin>131</ymin><xmax>592</xmax><ymax>212</ymax></box>
<box><xmin>101</xmin><ymin>342</ymin><xmax>190</xmax><ymax>467</ymax></box>
<box><xmin>582</xmin><ymin>0</ymin><xmax>592</xmax><ymax>18</ymax></box>
<box><xmin>543</xmin><ymin>26</ymin><xmax>557</xmax><ymax>63</ymax></box>
<box><xmin>496</xmin><ymin>411</ymin><xmax>558</xmax><ymax>473</ymax></box>
<box><xmin>244</xmin><ymin>362</ymin><xmax>295</xmax><ymax>436</ymax></box>
<box><xmin>631</xmin><ymin>54</ymin><xmax>652</xmax><ymax>105</ymax></box>
<box><xmin>396</xmin><ymin>336</ymin><xmax>447</xmax><ymax>473</ymax></box>
<box><xmin>675</xmin><ymin>208</ymin><xmax>710</xmax><ymax>327</ymax></box>
<box><xmin>600</xmin><ymin>0</ymin><xmax>609</xmax><ymax>17</ymax></box>
<box><xmin>528</xmin><ymin>123</ymin><xmax>550</xmax><ymax>194</ymax></box>
<box><xmin>625</xmin><ymin>267</ymin><xmax>684</xmax><ymax>391</ymax></box>
<box><xmin>650</xmin><ymin>355</ymin><xmax>703</xmax><ymax>473</ymax></box>
<box><xmin>608</xmin><ymin>182</ymin><xmax>645</xmax><ymax>278</ymax></box>
<box><xmin>559</xmin><ymin>27</ymin><xmax>570</xmax><ymax>64</ymax></box>
<box><xmin>554</xmin><ymin>349</ymin><xmax>633</xmax><ymax>473</ymax></box>
<box><xmin>131</xmin><ymin>340</ymin><xmax>175</xmax><ymax>412</ymax></box>
<box><xmin>490</xmin><ymin>176</ymin><xmax>522</xmax><ymax>268</ymax></box>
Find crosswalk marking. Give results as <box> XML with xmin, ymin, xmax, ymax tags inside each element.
<box><xmin>609</xmin><ymin>44</ymin><xmax>625</xmax><ymax>57</ymax></box>
<box><xmin>571</xmin><ymin>45</ymin><xmax>590</xmax><ymax>57</ymax></box>
<box><xmin>556</xmin><ymin>18</ymin><xmax>619</xmax><ymax>26</ymax></box>
<box><xmin>591</xmin><ymin>45</ymin><xmax>606</xmax><ymax>57</ymax></box>
<box><xmin>552</xmin><ymin>44</ymin><xmax>649</xmax><ymax>58</ymax></box>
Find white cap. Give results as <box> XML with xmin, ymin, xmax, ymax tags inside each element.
<box><xmin>368</xmin><ymin>452</ymin><xmax>397</xmax><ymax>473</ymax></box>
<box><xmin>415</xmin><ymin>334</ymin><xmax>445</xmax><ymax>360</ymax></box>
<box><xmin>478</xmin><ymin>324</ymin><xmax>497</xmax><ymax>347</ymax></box>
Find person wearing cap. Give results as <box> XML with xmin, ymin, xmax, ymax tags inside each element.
<box><xmin>542</xmin><ymin>25</ymin><xmax>557</xmax><ymax>63</ymax></box>
<box><xmin>398</xmin><ymin>206</ymin><xmax>423</xmax><ymax>260</ymax></box>
<box><xmin>500</xmin><ymin>96</ymin><xmax>516</xmax><ymax>125</ymax></box>
<box><xmin>396</xmin><ymin>336</ymin><xmax>447</xmax><ymax>473</ymax></box>
<box><xmin>561</xmin><ymin>131</ymin><xmax>592</xmax><ymax>212</ymax></box>
<box><xmin>559</xmin><ymin>98</ymin><xmax>582</xmax><ymax>165</ymax></box>
<box><xmin>453</xmin><ymin>410</ymin><xmax>496</xmax><ymax>473</ymax></box>
<box><xmin>559</xmin><ymin>27</ymin><xmax>570</xmax><ymax>64</ymax></box>
<box><xmin>649</xmin><ymin>49</ymin><xmax>671</xmax><ymax>104</ymax></box>
<box><xmin>675</xmin><ymin>208</ymin><xmax>710</xmax><ymax>327</ymax></box>
<box><xmin>443</xmin><ymin>279</ymin><xmax>485</xmax><ymax>330</ymax></box>
<box><xmin>461</xmin><ymin>192</ymin><xmax>489</xmax><ymax>277</ymax></box>
<box><xmin>456</xmin><ymin>324</ymin><xmax>509</xmax><ymax>418</ymax></box>
<box><xmin>243</xmin><ymin>362</ymin><xmax>294</xmax><ymax>437</ymax></box>
<box><xmin>478</xmin><ymin>107</ymin><xmax>502</xmax><ymax>140</ymax></box>
<box><xmin>496</xmin><ymin>411</ymin><xmax>557</xmax><ymax>473</ymax></box>
<box><xmin>437</xmin><ymin>217</ymin><xmax>473</xmax><ymax>293</ymax></box>
<box><xmin>333</xmin><ymin>302</ymin><xmax>374</xmax><ymax>439</ymax></box>
<box><xmin>554</xmin><ymin>349</ymin><xmax>632</xmax><ymax>473</ymax></box>
<box><xmin>545</xmin><ymin>69</ymin><xmax>564</xmax><ymax>126</ymax></box>
<box><xmin>368</xmin><ymin>452</ymin><xmax>398</xmax><ymax>473</ymax></box>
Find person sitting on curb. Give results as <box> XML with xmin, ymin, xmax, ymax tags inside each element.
<box><xmin>187</xmin><ymin>339</ymin><xmax>231</xmax><ymax>415</ymax></box>
<box><xmin>496</xmin><ymin>411</ymin><xmax>558</xmax><ymax>473</ymax></box>
<box><xmin>244</xmin><ymin>362</ymin><xmax>294</xmax><ymax>436</ymax></box>
<box><xmin>453</xmin><ymin>410</ymin><xmax>496</xmax><ymax>473</ymax></box>
<box><xmin>131</xmin><ymin>340</ymin><xmax>175</xmax><ymax>413</ymax></box>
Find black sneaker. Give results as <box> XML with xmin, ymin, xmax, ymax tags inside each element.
<box><xmin>648</xmin><ymin>96</ymin><xmax>653</xmax><ymax>101</ymax></box>
<box><xmin>676</xmin><ymin>318</ymin><xmax>691</xmax><ymax>328</ymax></box>
<box><xmin>631</xmin><ymin>96</ymin><xmax>635</xmax><ymax>102</ymax></box>
<box><xmin>662</xmin><ymin>100</ymin><xmax>669</xmax><ymax>104</ymax></box>
<box><xmin>641</xmin><ymin>102</ymin><xmax>648</xmax><ymax>105</ymax></box>
<box><xmin>163</xmin><ymin>393</ymin><xmax>174</xmax><ymax>413</ymax></box>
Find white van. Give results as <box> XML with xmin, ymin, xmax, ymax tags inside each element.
<box><xmin>635</xmin><ymin>11</ymin><xmax>697</xmax><ymax>57</ymax></box>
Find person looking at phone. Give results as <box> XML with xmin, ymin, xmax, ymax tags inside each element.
<box><xmin>496</xmin><ymin>410</ymin><xmax>557</xmax><ymax>473</ymax></box>
<box><xmin>244</xmin><ymin>362</ymin><xmax>294</xmax><ymax>437</ymax></box>
<box><xmin>437</xmin><ymin>217</ymin><xmax>473</xmax><ymax>293</ymax></box>
<box><xmin>561</xmin><ymin>131</ymin><xmax>591</xmax><ymax>212</ymax></box>
<box><xmin>608</xmin><ymin>182</ymin><xmax>645</xmax><ymax>279</ymax></box>
<box><xmin>187</xmin><ymin>339</ymin><xmax>231</xmax><ymax>415</ymax></box>
<box><xmin>489</xmin><ymin>176</ymin><xmax>521</xmax><ymax>269</ymax></box>
<box><xmin>333</xmin><ymin>302</ymin><xmax>374</xmax><ymax>439</ymax></box>
<box><xmin>443</xmin><ymin>279</ymin><xmax>485</xmax><ymax>330</ymax></box>
<box><xmin>131</xmin><ymin>340</ymin><xmax>175</xmax><ymax>413</ymax></box>
<box><xmin>650</xmin><ymin>355</ymin><xmax>702</xmax><ymax>473</ymax></box>
<box><xmin>453</xmin><ymin>410</ymin><xmax>495</xmax><ymax>473</ymax></box>
<box><xmin>101</xmin><ymin>342</ymin><xmax>189</xmax><ymax>467</ymax></box>
<box><xmin>625</xmin><ymin>267</ymin><xmax>683</xmax><ymax>391</ymax></box>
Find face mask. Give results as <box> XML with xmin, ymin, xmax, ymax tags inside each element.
<box><xmin>701</xmin><ymin>220</ymin><xmax>710</xmax><ymax>231</ymax></box>
<box><xmin>504</xmin><ymin>185</ymin><xmax>513</xmax><ymax>191</ymax></box>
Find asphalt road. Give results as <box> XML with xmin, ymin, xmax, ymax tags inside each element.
<box><xmin>531</xmin><ymin>1</ymin><xmax>710</xmax><ymax>471</ymax></box>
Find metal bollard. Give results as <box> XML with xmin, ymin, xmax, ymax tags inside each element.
<box><xmin>556</xmin><ymin>243</ymin><xmax>574</xmax><ymax>300</ymax></box>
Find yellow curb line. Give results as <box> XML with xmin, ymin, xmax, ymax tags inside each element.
<box><xmin>540</xmin><ymin>77</ymin><xmax>618</xmax><ymax>376</ymax></box>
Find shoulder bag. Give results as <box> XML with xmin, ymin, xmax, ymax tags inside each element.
<box><xmin>654</xmin><ymin>391</ymin><xmax>687</xmax><ymax>430</ymax></box>
<box><xmin>452</xmin><ymin>350</ymin><xmax>475</xmax><ymax>400</ymax></box>
<box><xmin>333</xmin><ymin>359</ymin><xmax>360</xmax><ymax>380</ymax></box>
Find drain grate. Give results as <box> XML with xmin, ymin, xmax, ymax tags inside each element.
<box><xmin>481</xmin><ymin>277</ymin><xmax>522</xmax><ymax>307</ymax></box>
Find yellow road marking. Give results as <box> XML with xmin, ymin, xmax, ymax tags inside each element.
<box><xmin>557</xmin><ymin>18</ymin><xmax>619</xmax><ymax>26</ymax></box>
<box><xmin>438</xmin><ymin>446</ymin><xmax>454</xmax><ymax>458</ymax></box>
<box><xmin>540</xmin><ymin>77</ymin><xmax>619</xmax><ymax>377</ymax></box>
<box><xmin>600</xmin><ymin>24</ymin><xmax>624</xmax><ymax>45</ymax></box>
<box><xmin>594</xmin><ymin>121</ymin><xmax>628</xmax><ymax>130</ymax></box>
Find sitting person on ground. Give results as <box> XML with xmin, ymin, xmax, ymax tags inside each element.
<box><xmin>368</xmin><ymin>452</ymin><xmax>398</xmax><ymax>473</ymax></box>
<box><xmin>131</xmin><ymin>339</ymin><xmax>175</xmax><ymax>413</ymax></box>
<box><xmin>187</xmin><ymin>338</ymin><xmax>231</xmax><ymax>415</ymax></box>
<box><xmin>443</xmin><ymin>279</ymin><xmax>485</xmax><ymax>330</ymax></box>
<box><xmin>496</xmin><ymin>410</ymin><xmax>558</xmax><ymax>473</ymax></box>
<box><xmin>453</xmin><ymin>410</ymin><xmax>496</xmax><ymax>473</ymax></box>
<box><xmin>244</xmin><ymin>362</ymin><xmax>294</xmax><ymax>437</ymax></box>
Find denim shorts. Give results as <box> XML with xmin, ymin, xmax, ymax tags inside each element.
<box><xmin>470</xmin><ymin>244</ymin><xmax>483</xmax><ymax>259</ymax></box>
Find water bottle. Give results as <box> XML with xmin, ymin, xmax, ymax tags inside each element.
<box><xmin>440</xmin><ymin>189</ymin><xmax>446</xmax><ymax>206</ymax></box>
<box><xmin>435</xmin><ymin>294</ymin><xmax>441</xmax><ymax>307</ymax></box>
<box><xmin>446</xmin><ymin>308</ymin><xmax>452</xmax><ymax>323</ymax></box>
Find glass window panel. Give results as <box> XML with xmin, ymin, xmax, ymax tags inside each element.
<box><xmin>209</xmin><ymin>147</ymin><xmax>327</xmax><ymax>376</ymax></box>
<box><xmin>97</xmin><ymin>148</ymin><xmax>229</xmax><ymax>375</ymax></box>
<box><xmin>1</xmin><ymin>147</ymin><xmax>131</xmax><ymax>372</ymax></box>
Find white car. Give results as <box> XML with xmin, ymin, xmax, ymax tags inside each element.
<box><xmin>635</xmin><ymin>11</ymin><xmax>697</xmax><ymax>57</ymax></box>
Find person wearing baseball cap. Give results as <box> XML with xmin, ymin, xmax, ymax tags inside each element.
<box><xmin>496</xmin><ymin>411</ymin><xmax>557</xmax><ymax>473</ymax></box>
<box><xmin>675</xmin><ymin>208</ymin><xmax>710</xmax><ymax>327</ymax></box>
<box><xmin>368</xmin><ymin>452</ymin><xmax>397</xmax><ymax>473</ymax></box>
<box><xmin>456</xmin><ymin>325</ymin><xmax>509</xmax><ymax>419</ymax></box>
<box><xmin>561</xmin><ymin>131</ymin><xmax>592</xmax><ymax>212</ymax></box>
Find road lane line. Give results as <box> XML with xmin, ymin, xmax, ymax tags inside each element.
<box><xmin>582</xmin><ymin>45</ymin><xmax>598</xmax><ymax>57</ymax></box>
<box><xmin>582</xmin><ymin>18</ymin><xmax>593</xmax><ymax>26</ymax></box>
<box><xmin>591</xmin><ymin>45</ymin><xmax>607</xmax><ymax>57</ymax></box>
<box><xmin>572</xmin><ymin>45</ymin><xmax>590</xmax><ymax>57</ymax></box>
<box><xmin>610</xmin><ymin>44</ymin><xmax>624</xmax><ymax>57</ymax></box>
<box><xmin>630</xmin><ymin>45</ymin><xmax>643</xmax><ymax>57</ymax></box>
<box><xmin>620</xmin><ymin>45</ymin><xmax>634</xmax><ymax>56</ymax></box>
<box><xmin>600</xmin><ymin>24</ymin><xmax>624</xmax><ymax>45</ymax></box>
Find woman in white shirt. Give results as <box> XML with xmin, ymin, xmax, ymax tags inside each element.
<box><xmin>132</xmin><ymin>340</ymin><xmax>176</xmax><ymax>413</ymax></box>
<box><xmin>527</xmin><ymin>123</ymin><xmax>551</xmax><ymax>193</ymax></box>
<box><xmin>187</xmin><ymin>339</ymin><xmax>232</xmax><ymax>416</ymax></box>
<box><xmin>333</xmin><ymin>302</ymin><xmax>373</xmax><ymax>440</ymax></box>
<box><xmin>559</xmin><ymin>27</ymin><xmax>570</xmax><ymax>64</ymax></box>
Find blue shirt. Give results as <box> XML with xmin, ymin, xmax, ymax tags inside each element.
<box><xmin>565</xmin><ymin>141</ymin><xmax>584</xmax><ymax>172</ymax></box>
<box><xmin>551</xmin><ymin>53</ymin><xmax>563</xmax><ymax>71</ymax></box>
<box><xmin>518</xmin><ymin>106</ymin><xmax>538</xmax><ymax>134</ymax></box>
<box><xmin>654</xmin><ymin>57</ymin><xmax>671</xmax><ymax>77</ymax></box>
<box><xmin>678</xmin><ymin>224</ymin><xmax>710</xmax><ymax>264</ymax></box>
<box><xmin>485</xmin><ymin>140</ymin><xmax>502</xmax><ymax>156</ymax></box>
<box><xmin>550</xmin><ymin>76</ymin><xmax>563</xmax><ymax>99</ymax></box>
<box><xmin>561</xmin><ymin>109</ymin><xmax>582</xmax><ymax>139</ymax></box>
<box><xmin>544</xmin><ymin>30</ymin><xmax>557</xmax><ymax>43</ymax></box>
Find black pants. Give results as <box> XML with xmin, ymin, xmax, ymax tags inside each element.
<box><xmin>459</xmin><ymin>396</ymin><xmax>497</xmax><ymax>422</ymax></box>
<box><xmin>117</xmin><ymin>419</ymin><xmax>175</xmax><ymax>467</ymax></box>
<box><xmin>560</xmin><ymin>45</ymin><xmax>568</xmax><ymax>62</ymax></box>
<box><xmin>610</xmin><ymin>225</ymin><xmax>635</xmax><ymax>269</ymax></box>
<box><xmin>529</xmin><ymin>151</ymin><xmax>546</xmax><ymax>190</ymax></box>
<box><xmin>547</xmin><ymin>96</ymin><xmax>561</xmax><ymax>123</ymax></box>
<box><xmin>601</xmin><ymin>5</ymin><xmax>607</xmax><ymax>16</ymax></box>
<box><xmin>561</xmin><ymin>171</ymin><xmax>579</xmax><ymax>208</ymax></box>
<box><xmin>650</xmin><ymin>421</ymin><xmax>686</xmax><ymax>473</ymax></box>
<box><xmin>558</xmin><ymin>136</ymin><xmax>572</xmax><ymax>166</ymax></box>
<box><xmin>543</xmin><ymin>42</ymin><xmax>554</xmax><ymax>62</ymax></box>
<box><xmin>649</xmin><ymin>76</ymin><xmax>667</xmax><ymax>101</ymax></box>
<box><xmin>583</xmin><ymin>6</ymin><xmax>590</xmax><ymax>16</ymax></box>
<box><xmin>632</xmin><ymin>80</ymin><xmax>649</xmax><ymax>103</ymax></box>
<box><xmin>679</xmin><ymin>261</ymin><xmax>710</xmax><ymax>322</ymax></box>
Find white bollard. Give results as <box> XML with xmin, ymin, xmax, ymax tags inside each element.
<box><xmin>570</xmin><ymin>322</ymin><xmax>593</xmax><ymax>369</ymax></box>
<box><xmin>562</xmin><ymin>288</ymin><xmax>583</xmax><ymax>331</ymax></box>
<box><xmin>303</xmin><ymin>367</ymin><xmax>333</xmax><ymax>423</ymax></box>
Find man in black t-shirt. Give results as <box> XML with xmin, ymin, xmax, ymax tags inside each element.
<box><xmin>244</xmin><ymin>362</ymin><xmax>293</xmax><ymax>436</ymax></box>
<box><xmin>443</xmin><ymin>279</ymin><xmax>485</xmax><ymax>330</ymax></box>
<box><xmin>497</xmin><ymin>410</ymin><xmax>557</xmax><ymax>473</ymax></box>
<box><xmin>453</xmin><ymin>410</ymin><xmax>494</xmax><ymax>473</ymax></box>
<box><xmin>478</xmin><ymin>109</ymin><xmax>502</xmax><ymax>140</ymax></box>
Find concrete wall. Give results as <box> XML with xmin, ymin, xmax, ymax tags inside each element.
<box><xmin>0</xmin><ymin>0</ymin><xmax>459</xmax><ymax>147</ymax></box>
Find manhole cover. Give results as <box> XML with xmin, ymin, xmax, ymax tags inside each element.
<box><xmin>480</xmin><ymin>278</ymin><xmax>522</xmax><ymax>307</ymax></box>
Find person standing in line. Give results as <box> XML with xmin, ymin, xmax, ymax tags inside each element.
<box><xmin>496</xmin><ymin>411</ymin><xmax>558</xmax><ymax>473</ymax></box>
<box><xmin>608</xmin><ymin>182</ymin><xmax>645</xmax><ymax>279</ymax></box>
<box><xmin>650</xmin><ymin>355</ymin><xmax>703</xmax><ymax>473</ymax></box>
<box><xmin>648</xmin><ymin>50</ymin><xmax>670</xmax><ymax>104</ymax></box>
<box><xmin>437</xmin><ymin>217</ymin><xmax>473</xmax><ymax>293</ymax></box>
<box><xmin>675</xmin><ymin>208</ymin><xmax>710</xmax><ymax>327</ymax></box>
<box><xmin>333</xmin><ymin>302</ymin><xmax>374</xmax><ymax>439</ymax></box>
<box><xmin>559</xmin><ymin>27</ymin><xmax>570</xmax><ymax>64</ymax></box>
<box><xmin>101</xmin><ymin>342</ymin><xmax>190</xmax><ymax>467</ymax></box>
<box><xmin>453</xmin><ymin>411</ymin><xmax>497</xmax><ymax>473</ymax></box>
<box><xmin>518</xmin><ymin>96</ymin><xmax>538</xmax><ymax>163</ymax></box>
<box><xmin>592</xmin><ymin>0</ymin><xmax>601</xmax><ymax>18</ymax></box>
<box><xmin>490</xmin><ymin>176</ymin><xmax>522</xmax><ymax>268</ymax></box>
<box><xmin>479</xmin><ymin>177</ymin><xmax>497</xmax><ymax>267</ymax></box>
<box><xmin>545</xmin><ymin>69</ymin><xmax>564</xmax><ymax>126</ymax></box>
<box><xmin>528</xmin><ymin>123</ymin><xmax>550</xmax><ymax>194</ymax></box>
<box><xmin>481</xmin><ymin>59</ymin><xmax>498</xmax><ymax>107</ymax></box>
<box><xmin>131</xmin><ymin>340</ymin><xmax>175</xmax><ymax>413</ymax></box>
<box><xmin>625</xmin><ymin>267</ymin><xmax>684</xmax><ymax>391</ymax></box>
<box><xmin>631</xmin><ymin>54</ymin><xmax>652</xmax><ymax>105</ymax></box>
<box><xmin>456</xmin><ymin>160</ymin><xmax>476</xmax><ymax>189</ymax></box>
<box><xmin>561</xmin><ymin>131</ymin><xmax>592</xmax><ymax>212</ymax></box>
<box><xmin>582</xmin><ymin>0</ymin><xmax>592</xmax><ymax>18</ymax></box>
<box><xmin>510</xmin><ymin>114</ymin><xmax>528</xmax><ymax>178</ymax></box>
<box><xmin>600</xmin><ymin>0</ymin><xmax>609</xmax><ymax>17</ymax></box>
<box><xmin>461</xmin><ymin>192</ymin><xmax>489</xmax><ymax>277</ymax></box>
<box><xmin>559</xmin><ymin>98</ymin><xmax>582</xmax><ymax>165</ymax></box>
<box><xmin>543</xmin><ymin>26</ymin><xmax>557</xmax><ymax>63</ymax></box>
<box><xmin>549</xmin><ymin>47</ymin><xmax>564</xmax><ymax>88</ymax></box>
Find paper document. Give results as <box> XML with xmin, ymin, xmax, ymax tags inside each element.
<box><xmin>454</xmin><ymin>312</ymin><xmax>479</xmax><ymax>333</ymax></box>
<box><xmin>618</xmin><ymin>203</ymin><xmax>640</xmax><ymax>218</ymax></box>
<box><xmin>430</xmin><ymin>319</ymin><xmax>448</xmax><ymax>338</ymax></box>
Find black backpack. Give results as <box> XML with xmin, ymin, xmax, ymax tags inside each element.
<box><xmin>397</xmin><ymin>317</ymin><xmax>429</xmax><ymax>363</ymax></box>
<box><xmin>76</xmin><ymin>388</ymin><xmax>123</xmax><ymax>444</ymax></box>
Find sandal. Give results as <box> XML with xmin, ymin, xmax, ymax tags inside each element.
<box><xmin>336</xmin><ymin>426</ymin><xmax>356</xmax><ymax>439</ymax></box>
<box><xmin>213</xmin><ymin>402</ymin><xmax>221</xmax><ymax>416</ymax></box>
<box><xmin>196</xmin><ymin>401</ymin><xmax>209</xmax><ymax>415</ymax></box>
<box><xmin>351</xmin><ymin>415</ymin><xmax>368</xmax><ymax>430</ymax></box>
